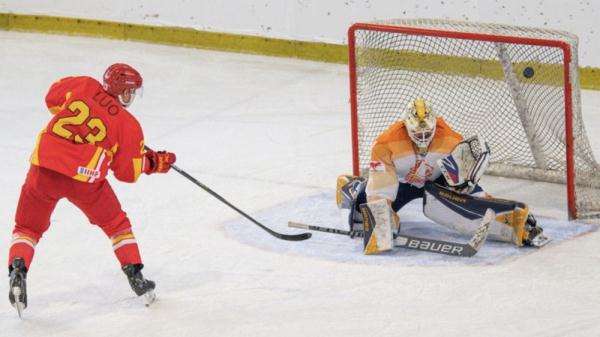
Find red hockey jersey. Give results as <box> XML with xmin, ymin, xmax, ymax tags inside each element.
<box><xmin>30</xmin><ymin>76</ymin><xmax>146</xmax><ymax>183</ymax></box>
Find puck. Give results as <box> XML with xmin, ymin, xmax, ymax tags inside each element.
<box><xmin>523</xmin><ymin>67</ymin><xmax>535</xmax><ymax>79</ymax></box>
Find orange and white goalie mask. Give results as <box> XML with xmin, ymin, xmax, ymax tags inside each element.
<box><xmin>405</xmin><ymin>98</ymin><xmax>436</xmax><ymax>154</ymax></box>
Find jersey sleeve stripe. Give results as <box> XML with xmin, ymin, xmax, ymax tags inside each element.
<box><xmin>47</xmin><ymin>91</ymin><xmax>72</xmax><ymax>115</ymax></box>
<box><xmin>88</xmin><ymin>149</ymin><xmax>108</xmax><ymax>183</ymax></box>
<box><xmin>132</xmin><ymin>158</ymin><xmax>143</xmax><ymax>182</ymax></box>
<box><xmin>30</xmin><ymin>129</ymin><xmax>45</xmax><ymax>166</ymax></box>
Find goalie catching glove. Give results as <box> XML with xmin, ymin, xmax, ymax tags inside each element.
<box><xmin>143</xmin><ymin>150</ymin><xmax>176</xmax><ymax>174</ymax></box>
<box><xmin>438</xmin><ymin>134</ymin><xmax>490</xmax><ymax>194</ymax></box>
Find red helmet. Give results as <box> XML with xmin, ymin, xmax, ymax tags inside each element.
<box><xmin>103</xmin><ymin>63</ymin><xmax>143</xmax><ymax>105</ymax></box>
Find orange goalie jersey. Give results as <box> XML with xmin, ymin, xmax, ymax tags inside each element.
<box><xmin>31</xmin><ymin>76</ymin><xmax>146</xmax><ymax>183</ymax></box>
<box><xmin>366</xmin><ymin>116</ymin><xmax>463</xmax><ymax>202</ymax></box>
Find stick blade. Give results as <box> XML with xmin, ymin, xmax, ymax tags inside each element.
<box><xmin>277</xmin><ymin>232</ymin><xmax>312</xmax><ymax>241</ymax></box>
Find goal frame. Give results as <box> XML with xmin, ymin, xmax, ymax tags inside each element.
<box><xmin>347</xmin><ymin>22</ymin><xmax>577</xmax><ymax>219</ymax></box>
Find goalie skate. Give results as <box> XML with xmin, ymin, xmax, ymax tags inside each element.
<box><xmin>523</xmin><ymin>214</ymin><xmax>551</xmax><ymax>247</ymax></box>
<box><xmin>524</xmin><ymin>226</ymin><xmax>551</xmax><ymax>247</ymax></box>
<box><xmin>528</xmin><ymin>233</ymin><xmax>551</xmax><ymax>247</ymax></box>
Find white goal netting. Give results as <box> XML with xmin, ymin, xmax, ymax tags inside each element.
<box><xmin>349</xmin><ymin>19</ymin><xmax>600</xmax><ymax>219</ymax></box>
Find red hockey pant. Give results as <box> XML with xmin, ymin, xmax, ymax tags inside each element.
<box><xmin>8</xmin><ymin>165</ymin><xmax>142</xmax><ymax>270</ymax></box>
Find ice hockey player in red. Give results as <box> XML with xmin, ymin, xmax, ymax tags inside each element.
<box><xmin>336</xmin><ymin>98</ymin><xmax>548</xmax><ymax>255</ymax></box>
<box><xmin>7</xmin><ymin>63</ymin><xmax>176</xmax><ymax>315</ymax></box>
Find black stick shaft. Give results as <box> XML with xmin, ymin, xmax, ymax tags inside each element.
<box><xmin>144</xmin><ymin>146</ymin><xmax>311</xmax><ymax>241</ymax></box>
<box><xmin>289</xmin><ymin>222</ymin><xmax>358</xmax><ymax>236</ymax></box>
<box><xmin>288</xmin><ymin>220</ymin><xmax>488</xmax><ymax>257</ymax></box>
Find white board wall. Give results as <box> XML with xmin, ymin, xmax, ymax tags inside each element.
<box><xmin>1</xmin><ymin>0</ymin><xmax>598</xmax><ymax>67</ymax></box>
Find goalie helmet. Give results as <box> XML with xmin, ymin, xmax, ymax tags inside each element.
<box><xmin>103</xmin><ymin>63</ymin><xmax>143</xmax><ymax>107</ymax></box>
<box><xmin>404</xmin><ymin>98</ymin><xmax>436</xmax><ymax>153</ymax></box>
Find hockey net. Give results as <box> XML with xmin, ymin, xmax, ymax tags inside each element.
<box><xmin>348</xmin><ymin>19</ymin><xmax>600</xmax><ymax>219</ymax></box>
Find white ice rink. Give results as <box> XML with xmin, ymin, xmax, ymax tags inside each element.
<box><xmin>1</xmin><ymin>31</ymin><xmax>600</xmax><ymax>337</ymax></box>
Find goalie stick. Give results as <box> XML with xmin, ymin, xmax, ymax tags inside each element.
<box><xmin>288</xmin><ymin>209</ymin><xmax>494</xmax><ymax>257</ymax></box>
<box><xmin>145</xmin><ymin>146</ymin><xmax>311</xmax><ymax>241</ymax></box>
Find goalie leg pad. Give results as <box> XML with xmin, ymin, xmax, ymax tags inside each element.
<box><xmin>495</xmin><ymin>204</ymin><xmax>545</xmax><ymax>246</ymax></box>
<box><xmin>424</xmin><ymin>182</ymin><xmax>529</xmax><ymax>245</ymax></box>
<box><xmin>336</xmin><ymin>174</ymin><xmax>367</xmax><ymax>231</ymax></box>
<box><xmin>494</xmin><ymin>204</ymin><xmax>527</xmax><ymax>245</ymax></box>
<box><xmin>335</xmin><ymin>175</ymin><xmax>366</xmax><ymax>209</ymax></box>
<box><xmin>360</xmin><ymin>199</ymin><xmax>395</xmax><ymax>255</ymax></box>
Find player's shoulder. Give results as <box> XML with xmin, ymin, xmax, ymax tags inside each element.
<box><xmin>375</xmin><ymin>120</ymin><xmax>410</xmax><ymax>144</ymax></box>
<box><xmin>118</xmin><ymin>106</ymin><xmax>143</xmax><ymax>135</ymax></box>
<box><xmin>101</xmin><ymin>105</ymin><xmax>143</xmax><ymax>148</ymax></box>
<box><xmin>429</xmin><ymin>116</ymin><xmax>463</xmax><ymax>152</ymax></box>
<box><xmin>434</xmin><ymin>116</ymin><xmax>463</xmax><ymax>141</ymax></box>
<box><xmin>122</xmin><ymin>108</ymin><xmax>142</xmax><ymax>127</ymax></box>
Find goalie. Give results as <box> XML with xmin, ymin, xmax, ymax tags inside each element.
<box><xmin>337</xmin><ymin>98</ymin><xmax>548</xmax><ymax>254</ymax></box>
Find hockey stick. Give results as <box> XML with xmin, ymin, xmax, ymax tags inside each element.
<box><xmin>145</xmin><ymin>146</ymin><xmax>311</xmax><ymax>241</ymax></box>
<box><xmin>288</xmin><ymin>209</ymin><xmax>494</xmax><ymax>257</ymax></box>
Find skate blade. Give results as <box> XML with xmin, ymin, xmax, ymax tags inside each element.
<box><xmin>530</xmin><ymin>234</ymin><xmax>551</xmax><ymax>247</ymax></box>
<box><xmin>144</xmin><ymin>290</ymin><xmax>156</xmax><ymax>307</ymax></box>
<box><xmin>14</xmin><ymin>301</ymin><xmax>25</xmax><ymax>318</ymax></box>
<box><xmin>11</xmin><ymin>287</ymin><xmax>25</xmax><ymax>318</ymax></box>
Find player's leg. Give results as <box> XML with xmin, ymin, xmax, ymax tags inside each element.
<box><xmin>67</xmin><ymin>180</ymin><xmax>154</xmax><ymax>296</ymax></box>
<box><xmin>390</xmin><ymin>182</ymin><xmax>426</xmax><ymax>212</ymax></box>
<box><xmin>67</xmin><ymin>180</ymin><xmax>141</xmax><ymax>266</ymax></box>
<box><xmin>9</xmin><ymin>166</ymin><xmax>61</xmax><ymax>270</ymax></box>
<box><xmin>337</xmin><ymin>175</ymin><xmax>421</xmax><ymax>232</ymax></box>
<box><xmin>9</xmin><ymin>166</ymin><xmax>63</xmax><ymax>311</ymax></box>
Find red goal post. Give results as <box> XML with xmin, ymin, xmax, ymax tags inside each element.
<box><xmin>347</xmin><ymin>19</ymin><xmax>599</xmax><ymax>220</ymax></box>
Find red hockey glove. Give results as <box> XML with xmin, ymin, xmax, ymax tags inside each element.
<box><xmin>144</xmin><ymin>150</ymin><xmax>176</xmax><ymax>174</ymax></box>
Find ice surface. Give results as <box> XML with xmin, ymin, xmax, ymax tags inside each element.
<box><xmin>224</xmin><ymin>191</ymin><xmax>597</xmax><ymax>266</ymax></box>
<box><xmin>1</xmin><ymin>31</ymin><xmax>600</xmax><ymax>337</ymax></box>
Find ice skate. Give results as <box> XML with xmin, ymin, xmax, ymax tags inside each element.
<box><xmin>8</xmin><ymin>257</ymin><xmax>28</xmax><ymax>318</ymax></box>
<box><xmin>523</xmin><ymin>214</ymin><xmax>551</xmax><ymax>247</ymax></box>
<box><xmin>122</xmin><ymin>264</ymin><xmax>156</xmax><ymax>306</ymax></box>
